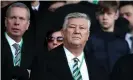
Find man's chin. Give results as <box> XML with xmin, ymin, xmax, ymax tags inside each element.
<box><xmin>71</xmin><ymin>42</ymin><xmax>81</xmax><ymax>46</ymax></box>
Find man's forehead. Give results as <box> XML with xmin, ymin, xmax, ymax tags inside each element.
<box><xmin>9</xmin><ymin>7</ymin><xmax>27</xmax><ymax>16</ymax></box>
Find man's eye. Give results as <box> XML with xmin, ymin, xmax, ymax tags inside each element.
<box><xmin>69</xmin><ymin>26</ymin><xmax>75</xmax><ymax>28</ymax></box>
<box><xmin>19</xmin><ymin>17</ymin><xmax>25</xmax><ymax>20</ymax></box>
<box><xmin>126</xmin><ymin>13</ymin><xmax>131</xmax><ymax>17</ymax></box>
<box><xmin>80</xmin><ymin>27</ymin><xmax>85</xmax><ymax>29</ymax></box>
<box><xmin>10</xmin><ymin>16</ymin><xmax>16</xmax><ymax>19</ymax></box>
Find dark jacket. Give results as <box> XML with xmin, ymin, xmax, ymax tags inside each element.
<box><xmin>111</xmin><ymin>54</ymin><xmax>133</xmax><ymax>80</ymax></box>
<box><xmin>45</xmin><ymin>44</ymin><xmax>109</xmax><ymax>80</ymax></box>
<box><xmin>1</xmin><ymin>34</ymin><xmax>36</xmax><ymax>80</ymax></box>
<box><xmin>85</xmin><ymin>30</ymin><xmax>130</xmax><ymax>74</ymax></box>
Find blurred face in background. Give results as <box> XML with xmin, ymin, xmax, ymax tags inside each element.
<box><xmin>120</xmin><ymin>5</ymin><xmax>133</xmax><ymax>32</ymax></box>
<box><xmin>96</xmin><ymin>8</ymin><xmax>118</xmax><ymax>31</ymax></box>
<box><xmin>47</xmin><ymin>31</ymin><xmax>63</xmax><ymax>51</ymax></box>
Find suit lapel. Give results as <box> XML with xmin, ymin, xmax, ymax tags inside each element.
<box><xmin>20</xmin><ymin>40</ymin><xmax>32</xmax><ymax>68</ymax></box>
<box><xmin>20</xmin><ymin>42</ymin><xmax>25</xmax><ymax>67</ymax></box>
<box><xmin>3</xmin><ymin>36</ymin><xmax>14</xmax><ymax>67</ymax></box>
<box><xmin>52</xmin><ymin>45</ymin><xmax>74</xmax><ymax>80</ymax></box>
<box><xmin>20</xmin><ymin>39</ymin><xmax>32</xmax><ymax>68</ymax></box>
<box><xmin>84</xmin><ymin>49</ymin><xmax>94</xmax><ymax>80</ymax></box>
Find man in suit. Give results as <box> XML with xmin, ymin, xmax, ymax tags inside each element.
<box><xmin>110</xmin><ymin>54</ymin><xmax>133</xmax><ymax>80</ymax></box>
<box><xmin>1</xmin><ymin>2</ymin><xmax>36</xmax><ymax>80</ymax></box>
<box><xmin>45</xmin><ymin>12</ymin><xmax>109</xmax><ymax>80</ymax></box>
<box><xmin>119</xmin><ymin>1</ymin><xmax>133</xmax><ymax>54</ymax></box>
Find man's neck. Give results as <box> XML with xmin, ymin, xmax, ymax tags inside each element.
<box><xmin>7</xmin><ymin>33</ymin><xmax>22</xmax><ymax>43</ymax></box>
<box><xmin>64</xmin><ymin>44</ymin><xmax>84</xmax><ymax>57</ymax></box>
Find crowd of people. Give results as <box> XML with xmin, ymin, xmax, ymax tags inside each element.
<box><xmin>1</xmin><ymin>1</ymin><xmax>133</xmax><ymax>80</ymax></box>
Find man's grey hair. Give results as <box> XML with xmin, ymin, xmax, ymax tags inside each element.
<box><xmin>6</xmin><ymin>2</ymin><xmax>30</xmax><ymax>20</ymax></box>
<box><xmin>63</xmin><ymin>12</ymin><xmax>91</xmax><ymax>30</ymax></box>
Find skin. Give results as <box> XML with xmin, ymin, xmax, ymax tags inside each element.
<box><xmin>62</xmin><ymin>18</ymin><xmax>90</xmax><ymax>57</ymax></box>
<box><xmin>48</xmin><ymin>31</ymin><xmax>63</xmax><ymax>51</ymax></box>
<box><xmin>5</xmin><ymin>7</ymin><xmax>30</xmax><ymax>42</ymax></box>
<box><xmin>120</xmin><ymin>5</ymin><xmax>133</xmax><ymax>33</ymax></box>
<box><xmin>97</xmin><ymin>9</ymin><xmax>118</xmax><ymax>32</ymax></box>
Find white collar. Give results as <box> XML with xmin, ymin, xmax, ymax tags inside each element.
<box><xmin>5</xmin><ymin>32</ymin><xmax>22</xmax><ymax>47</ymax></box>
<box><xmin>63</xmin><ymin>46</ymin><xmax>84</xmax><ymax>63</ymax></box>
<box><xmin>125</xmin><ymin>33</ymin><xmax>133</xmax><ymax>40</ymax></box>
<box><xmin>31</xmin><ymin>2</ymin><xmax>40</xmax><ymax>11</ymax></box>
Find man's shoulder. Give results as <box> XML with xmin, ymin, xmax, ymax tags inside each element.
<box><xmin>116</xmin><ymin>54</ymin><xmax>133</xmax><ymax>65</ymax></box>
<box><xmin>47</xmin><ymin>44</ymin><xmax>64</xmax><ymax>58</ymax></box>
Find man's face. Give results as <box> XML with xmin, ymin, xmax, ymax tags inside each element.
<box><xmin>120</xmin><ymin>5</ymin><xmax>133</xmax><ymax>31</ymax></box>
<box><xmin>62</xmin><ymin>18</ymin><xmax>90</xmax><ymax>46</ymax></box>
<box><xmin>97</xmin><ymin>9</ymin><xmax>118</xmax><ymax>30</ymax></box>
<box><xmin>5</xmin><ymin>7</ymin><xmax>30</xmax><ymax>38</ymax></box>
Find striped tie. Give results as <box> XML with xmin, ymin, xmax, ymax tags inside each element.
<box><xmin>73</xmin><ymin>58</ymin><xmax>82</xmax><ymax>80</ymax></box>
<box><xmin>12</xmin><ymin>43</ymin><xmax>21</xmax><ymax>66</ymax></box>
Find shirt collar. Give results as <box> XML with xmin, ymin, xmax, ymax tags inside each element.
<box><xmin>31</xmin><ymin>2</ymin><xmax>40</xmax><ymax>11</ymax></box>
<box><xmin>5</xmin><ymin>32</ymin><xmax>23</xmax><ymax>47</ymax></box>
<box><xmin>63</xmin><ymin>46</ymin><xmax>84</xmax><ymax>63</ymax></box>
<box><xmin>125</xmin><ymin>33</ymin><xmax>133</xmax><ymax>40</ymax></box>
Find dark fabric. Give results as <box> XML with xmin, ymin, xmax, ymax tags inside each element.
<box><xmin>130</xmin><ymin>37</ymin><xmax>133</xmax><ymax>53</ymax></box>
<box><xmin>114</xmin><ymin>17</ymin><xmax>129</xmax><ymax>38</ymax></box>
<box><xmin>85</xmin><ymin>30</ymin><xmax>130</xmax><ymax>74</ymax></box>
<box><xmin>1</xmin><ymin>34</ymin><xmax>36</xmax><ymax>80</ymax></box>
<box><xmin>110</xmin><ymin>54</ymin><xmax>133</xmax><ymax>80</ymax></box>
<box><xmin>45</xmin><ymin>44</ymin><xmax>109</xmax><ymax>80</ymax></box>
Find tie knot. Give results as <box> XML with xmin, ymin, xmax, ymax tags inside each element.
<box><xmin>73</xmin><ymin>58</ymin><xmax>79</xmax><ymax>62</ymax></box>
<box><xmin>12</xmin><ymin>43</ymin><xmax>20</xmax><ymax>51</ymax></box>
<box><xmin>130</xmin><ymin>36</ymin><xmax>133</xmax><ymax>41</ymax></box>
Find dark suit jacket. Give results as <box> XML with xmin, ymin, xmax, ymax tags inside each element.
<box><xmin>1</xmin><ymin>34</ymin><xmax>36</xmax><ymax>80</ymax></box>
<box><xmin>111</xmin><ymin>54</ymin><xmax>133</xmax><ymax>80</ymax></box>
<box><xmin>85</xmin><ymin>31</ymin><xmax>130</xmax><ymax>74</ymax></box>
<box><xmin>45</xmin><ymin>45</ymin><xmax>109</xmax><ymax>80</ymax></box>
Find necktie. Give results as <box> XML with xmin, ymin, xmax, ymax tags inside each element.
<box><xmin>73</xmin><ymin>58</ymin><xmax>82</xmax><ymax>80</ymax></box>
<box><xmin>12</xmin><ymin>43</ymin><xmax>21</xmax><ymax>66</ymax></box>
<box><xmin>130</xmin><ymin>36</ymin><xmax>133</xmax><ymax>54</ymax></box>
<box><xmin>33</xmin><ymin>9</ymin><xmax>38</xmax><ymax>16</ymax></box>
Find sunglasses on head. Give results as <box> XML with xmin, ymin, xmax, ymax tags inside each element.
<box><xmin>48</xmin><ymin>36</ymin><xmax>63</xmax><ymax>42</ymax></box>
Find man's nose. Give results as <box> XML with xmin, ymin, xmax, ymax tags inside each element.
<box><xmin>14</xmin><ymin>18</ymin><xmax>20</xmax><ymax>25</ymax></box>
<box><xmin>74</xmin><ymin>27</ymin><xmax>80</xmax><ymax>33</ymax></box>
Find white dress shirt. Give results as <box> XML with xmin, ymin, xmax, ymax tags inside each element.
<box><xmin>31</xmin><ymin>2</ymin><xmax>40</xmax><ymax>11</ymax></box>
<box><xmin>63</xmin><ymin>46</ymin><xmax>89</xmax><ymax>80</ymax></box>
<box><xmin>5</xmin><ymin>33</ymin><xmax>23</xmax><ymax>66</ymax></box>
<box><xmin>125</xmin><ymin>33</ymin><xmax>133</xmax><ymax>49</ymax></box>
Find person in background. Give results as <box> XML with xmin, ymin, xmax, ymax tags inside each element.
<box><xmin>46</xmin><ymin>29</ymin><xmax>63</xmax><ymax>51</ymax></box>
<box><xmin>110</xmin><ymin>1</ymin><xmax>133</xmax><ymax>80</ymax></box>
<box><xmin>119</xmin><ymin>1</ymin><xmax>133</xmax><ymax>54</ymax></box>
<box><xmin>85</xmin><ymin>1</ymin><xmax>130</xmax><ymax>74</ymax></box>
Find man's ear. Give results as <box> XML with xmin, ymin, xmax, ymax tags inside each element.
<box><xmin>5</xmin><ymin>17</ymin><xmax>7</xmax><ymax>27</ymax></box>
<box><xmin>115</xmin><ymin>10</ymin><xmax>119</xmax><ymax>20</ymax></box>
<box><xmin>26</xmin><ymin>20</ymin><xmax>30</xmax><ymax>30</ymax></box>
<box><xmin>61</xmin><ymin>28</ymin><xmax>64</xmax><ymax>37</ymax></box>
